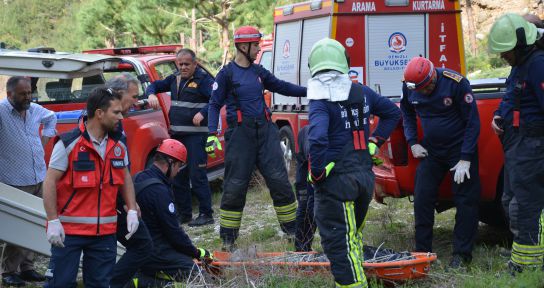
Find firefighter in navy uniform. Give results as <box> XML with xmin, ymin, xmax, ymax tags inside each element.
<box><xmin>307</xmin><ymin>38</ymin><xmax>400</xmax><ymax>288</ymax></box>
<box><xmin>488</xmin><ymin>13</ymin><xmax>544</xmax><ymax>273</ymax></box>
<box><xmin>130</xmin><ymin>139</ymin><xmax>213</xmax><ymax>287</ymax></box>
<box><xmin>293</xmin><ymin>125</ymin><xmax>316</xmax><ymax>252</ymax></box>
<box><xmin>147</xmin><ymin>48</ymin><xmax>215</xmax><ymax>226</ymax></box>
<box><xmin>208</xmin><ymin>26</ymin><xmax>306</xmax><ymax>250</ymax></box>
<box><xmin>400</xmin><ymin>56</ymin><xmax>481</xmax><ymax>268</ymax></box>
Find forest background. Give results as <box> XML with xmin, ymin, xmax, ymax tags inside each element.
<box><xmin>0</xmin><ymin>0</ymin><xmax>541</xmax><ymax>77</ymax></box>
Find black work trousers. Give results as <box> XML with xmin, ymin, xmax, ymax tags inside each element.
<box><xmin>220</xmin><ymin>117</ymin><xmax>297</xmax><ymax>243</ymax></box>
<box><xmin>314</xmin><ymin>161</ymin><xmax>374</xmax><ymax>287</ymax></box>
<box><xmin>413</xmin><ymin>153</ymin><xmax>480</xmax><ymax>258</ymax></box>
<box><xmin>111</xmin><ymin>200</ymin><xmax>153</xmax><ymax>288</ymax></box>
<box><xmin>501</xmin><ymin>125</ymin><xmax>544</xmax><ymax>267</ymax></box>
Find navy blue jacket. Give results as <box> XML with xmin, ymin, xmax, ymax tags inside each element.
<box><xmin>134</xmin><ymin>165</ymin><xmax>198</xmax><ymax>259</ymax></box>
<box><xmin>308</xmin><ymin>84</ymin><xmax>400</xmax><ymax>177</ymax></box>
<box><xmin>495</xmin><ymin>50</ymin><xmax>544</xmax><ymax>124</ymax></box>
<box><xmin>208</xmin><ymin>62</ymin><xmax>307</xmax><ymax>132</ymax></box>
<box><xmin>146</xmin><ymin>67</ymin><xmax>214</xmax><ymax>133</ymax></box>
<box><xmin>400</xmin><ymin>68</ymin><xmax>480</xmax><ymax>161</ymax></box>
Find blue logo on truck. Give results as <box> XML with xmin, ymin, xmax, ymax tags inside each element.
<box><xmin>388</xmin><ymin>32</ymin><xmax>407</xmax><ymax>53</ymax></box>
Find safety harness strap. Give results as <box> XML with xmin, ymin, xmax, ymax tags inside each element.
<box><xmin>225</xmin><ymin>62</ymin><xmax>269</xmax><ymax>124</ymax></box>
<box><xmin>342</xmin><ymin>83</ymin><xmax>367</xmax><ymax>151</ymax></box>
<box><xmin>512</xmin><ymin>49</ymin><xmax>544</xmax><ymax>128</ymax></box>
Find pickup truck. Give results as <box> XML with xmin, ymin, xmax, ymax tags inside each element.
<box><xmin>0</xmin><ymin>45</ymin><xmax>227</xmax><ymax>179</ymax></box>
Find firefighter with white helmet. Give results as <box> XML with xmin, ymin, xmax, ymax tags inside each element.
<box><xmin>307</xmin><ymin>38</ymin><xmax>400</xmax><ymax>287</ymax></box>
<box><xmin>488</xmin><ymin>13</ymin><xmax>544</xmax><ymax>273</ymax></box>
<box><xmin>207</xmin><ymin>26</ymin><xmax>306</xmax><ymax>251</ymax></box>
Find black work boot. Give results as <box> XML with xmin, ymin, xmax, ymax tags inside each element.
<box><xmin>188</xmin><ymin>214</ymin><xmax>214</xmax><ymax>227</ymax></box>
<box><xmin>221</xmin><ymin>238</ymin><xmax>237</xmax><ymax>252</ymax></box>
<box><xmin>448</xmin><ymin>254</ymin><xmax>472</xmax><ymax>269</ymax></box>
<box><xmin>19</xmin><ymin>270</ymin><xmax>46</xmax><ymax>282</ymax></box>
<box><xmin>2</xmin><ymin>273</ymin><xmax>26</xmax><ymax>287</ymax></box>
<box><xmin>508</xmin><ymin>260</ymin><xmax>524</xmax><ymax>276</ymax></box>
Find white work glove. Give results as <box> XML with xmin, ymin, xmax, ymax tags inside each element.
<box><xmin>410</xmin><ymin>144</ymin><xmax>428</xmax><ymax>158</ymax></box>
<box><xmin>47</xmin><ymin>219</ymin><xmax>65</xmax><ymax>248</ymax></box>
<box><xmin>125</xmin><ymin>210</ymin><xmax>139</xmax><ymax>240</ymax></box>
<box><xmin>450</xmin><ymin>160</ymin><xmax>471</xmax><ymax>184</ymax></box>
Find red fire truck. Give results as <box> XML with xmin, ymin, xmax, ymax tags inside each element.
<box><xmin>264</xmin><ymin>0</ymin><xmax>507</xmax><ymax>225</ymax></box>
<box><xmin>269</xmin><ymin>0</ymin><xmax>465</xmax><ymax>162</ymax></box>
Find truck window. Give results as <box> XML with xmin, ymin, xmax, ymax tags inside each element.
<box><xmin>260</xmin><ymin>51</ymin><xmax>272</xmax><ymax>71</ymax></box>
<box><xmin>154</xmin><ymin>61</ymin><xmax>177</xmax><ymax>80</ymax></box>
<box><xmin>0</xmin><ymin>74</ymin><xmax>105</xmax><ymax>104</ymax></box>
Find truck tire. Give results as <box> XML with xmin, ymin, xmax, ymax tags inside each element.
<box><xmin>279</xmin><ymin>125</ymin><xmax>295</xmax><ymax>177</ymax></box>
<box><xmin>478</xmin><ymin>168</ymin><xmax>508</xmax><ymax>227</ymax></box>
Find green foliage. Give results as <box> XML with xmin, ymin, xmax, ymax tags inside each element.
<box><xmin>466</xmin><ymin>37</ymin><xmax>511</xmax><ymax>80</ymax></box>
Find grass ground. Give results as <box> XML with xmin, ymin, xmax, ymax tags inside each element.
<box><xmin>183</xmin><ymin>177</ymin><xmax>544</xmax><ymax>288</ymax></box>
<box><xmin>24</xmin><ymin>176</ymin><xmax>543</xmax><ymax>287</ymax></box>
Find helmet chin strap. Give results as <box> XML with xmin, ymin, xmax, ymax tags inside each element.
<box><xmin>165</xmin><ymin>160</ymin><xmax>174</xmax><ymax>179</ymax></box>
<box><xmin>236</xmin><ymin>43</ymin><xmax>255</xmax><ymax>63</ymax></box>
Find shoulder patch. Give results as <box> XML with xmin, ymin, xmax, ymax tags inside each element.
<box><xmin>464</xmin><ymin>93</ymin><xmax>474</xmax><ymax>104</ymax></box>
<box><xmin>442</xmin><ymin>70</ymin><xmax>463</xmax><ymax>83</ymax></box>
<box><xmin>168</xmin><ymin>202</ymin><xmax>175</xmax><ymax>214</ymax></box>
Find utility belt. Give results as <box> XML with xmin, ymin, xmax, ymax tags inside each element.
<box><xmin>505</xmin><ymin>121</ymin><xmax>544</xmax><ymax>137</ymax></box>
<box><xmin>521</xmin><ymin>125</ymin><xmax>544</xmax><ymax>137</ymax></box>
<box><xmin>227</xmin><ymin>114</ymin><xmax>270</xmax><ymax>129</ymax></box>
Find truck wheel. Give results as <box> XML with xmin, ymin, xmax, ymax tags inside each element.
<box><xmin>479</xmin><ymin>168</ymin><xmax>508</xmax><ymax>227</ymax></box>
<box><xmin>279</xmin><ymin>126</ymin><xmax>295</xmax><ymax>177</ymax></box>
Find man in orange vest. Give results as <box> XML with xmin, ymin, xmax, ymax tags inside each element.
<box><xmin>43</xmin><ymin>87</ymin><xmax>139</xmax><ymax>287</ymax></box>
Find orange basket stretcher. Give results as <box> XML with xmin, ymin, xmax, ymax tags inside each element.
<box><xmin>205</xmin><ymin>251</ymin><xmax>437</xmax><ymax>282</ymax></box>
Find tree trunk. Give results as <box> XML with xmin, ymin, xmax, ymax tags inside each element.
<box><xmin>105</xmin><ymin>36</ymin><xmax>115</xmax><ymax>48</ymax></box>
<box><xmin>191</xmin><ymin>8</ymin><xmax>197</xmax><ymax>51</ymax></box>
<box><xmin>219</xmin><ymin>1</ymin><xmax>231</xmax><ymax>65</ymax></box>
<box><xmin>221</xmin><ymin>23</ymin><xmax>231</xmax><ymax>65</ymax></box>
<box><xmin>465</xmin><ymin>0</ymin><xmax>478</xmax><ymax>54</ymax></box>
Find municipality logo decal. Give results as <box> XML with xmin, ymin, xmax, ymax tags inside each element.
<box><xmin>282</xmin><ymin>40</ymin><xmax>290</xmax><ymax>58</ymax></box>
<box><xmin>388</xmin><ymin>32</ymin><xmax>407</xmax><ymax>53</ymax></box>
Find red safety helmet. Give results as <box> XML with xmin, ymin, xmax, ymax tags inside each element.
<box><xmin>156</xmin><ymin>139</ymin><xmax>187</xmax><ymax>163</ymax></box>
<box><xmin>234</xmin><ymin>26</ymin><xmax>263</xmax><ymax>43</ymax></box>
<box><xmin>404</xmin><ymin>57</ymin><xmax>436</xmax><ymax>90</ymax></box>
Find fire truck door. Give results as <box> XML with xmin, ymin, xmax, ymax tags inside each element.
<box><xmin>366</xmin><ymin>14</ymin><xmax>426</xmax><ymax>97</ymax></box>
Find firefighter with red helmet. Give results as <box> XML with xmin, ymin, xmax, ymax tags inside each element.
<box><xmin>208</xmin><ymin>26</ymin><xmax>306</xmax><ymax>250</ymax></box>
<box><xmin>129</xmin><ymin>139</ymin><xmax>214</xmax><ymax>286</ymax></box>
<box><xmin>400</xmin><ymin>56</ymin><xmax>481</xmax><ymax>268</ymax></box>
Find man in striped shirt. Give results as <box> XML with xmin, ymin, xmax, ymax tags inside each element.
<box><xmin>0</xmin><ymin>76</ymin><xmax>56</xmax><ymax>287</ymax></box>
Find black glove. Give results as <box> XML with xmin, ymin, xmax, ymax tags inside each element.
<box><xmin>196</xmin><ymin>247</ymin><xmax>222</xmax><ymax>276</ymax></box>
<box><xmin>197</xmin><ymin>247</ymin><xmax>214</xmax><ymax>262</ymax></box>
